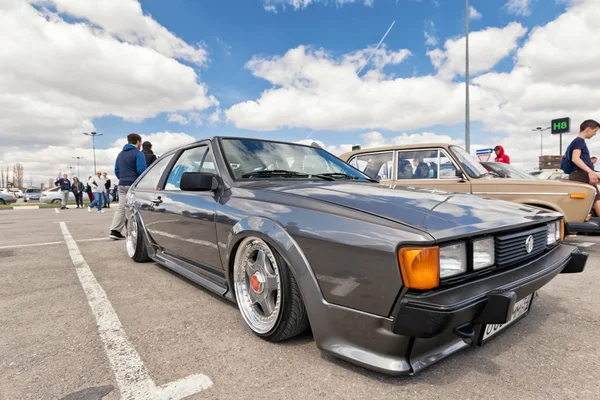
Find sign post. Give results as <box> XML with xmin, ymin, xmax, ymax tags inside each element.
<box><xmin>551</xmin><ymin>117</ymin><xmax>570</xmax><ymax>155</ymax></box>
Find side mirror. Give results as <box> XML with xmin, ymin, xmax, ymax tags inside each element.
<box><xmin>180</xmin><ymin>172</ymin><xmax>219</xmax><ymax>192</ymax></box>
<box><xmin>456</xmin><ymin>169</ymin><xmax>467</xmax><ymax>181</ymax></box>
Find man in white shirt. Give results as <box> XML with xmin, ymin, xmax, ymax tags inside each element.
<box><xmin>88</xmin><ymin>171</ymin><xmax>106</xmax><ymax>213</ymax></box>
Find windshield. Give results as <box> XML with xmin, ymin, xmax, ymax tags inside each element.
<box><xmin>450</xmin><ymin>146</ymin><xmax>489</xmax><ymax>178</ymax></box>
<box><xmin>481</xmin><ymin>162</ymin><xmax>536</xmax><ymax>180</ymax></box>
<box><xmin>220</xmin><ymin>138</ymin><xmax>372</xmax><ymax>181</ymax></box>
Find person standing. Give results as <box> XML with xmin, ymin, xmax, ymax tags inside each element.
<box><xmin>71</xmin><ymin>177</ymin><xmax>85</xmax><ymax>209</ymax></box>
<box><xmin>54</xmin><ymin>174</ymin><xmax>71</xmax><ymax>210</ymax></box>
<box><xmin>565</xmin><ymin>119</ymin><xmax>600</xmax><ymax>215</ymax></box>
<box><xmin>109</xmin><ymin>133</ymin><xmax>147</xmax><ymax>240</ymax></box>
<box><xmin>142</xmin><ymin>141</ymin><xmax>158</xmax><ymax>166</ymax></box>
<box><xmin>493</xmin><ymin>145</ymin><xmax>510</xmax><ymax>164</ymax></box>
<box><xmin>86</xmin><ymin>176</ymin><xmax>95</xmax><ymax>203</ymax></box>
<box><xmin>88</xmin><ymin>172</ymin><xmax>106</xmax><ymax>213</ymax></box>
<box><xmin>103</xmin><ymin>172</ymin><xmax>112</xmax><ymax>208</ymax></box>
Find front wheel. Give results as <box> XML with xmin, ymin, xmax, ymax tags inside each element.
<box><xmin>0</xmin><ymin>199</ymin><xmax>5</xmax><ymax>205</ymax></box>
<box><xmin>126</xmin><ymin>214</ymin><xmax>151</xmax><ymax>262</ymax></box>
<box><xmin>233</xmin><ymin>237</ymin><xmax>309</xmax><ymax>342</ymax></box>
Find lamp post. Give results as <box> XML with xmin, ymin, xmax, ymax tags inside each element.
<box><xmin>532</xmin><ymin>127</ymin><xmax>551</xmax><ymax>157</ymax></box>
<box><xmin>72</xmin><ymin>156</ymin><xmax>83</xmax><ymax>178</ymax></box>
<box><xmin>465</xmin><ymin>0</ymin><xmax>471</xmax><ymax>153</ymax></box>
<box><xmin>83</xmin><ymin>132</ymin><xmax>103</xmax><ymax>173</ymax></box>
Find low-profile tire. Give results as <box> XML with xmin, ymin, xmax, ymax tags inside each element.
<box><xmin>233</xmin><ymin>236</ymin><xmax>309</xmax><ymax>342</ymax></box>
<box><xmin>0</xmin><ymin>199</ymin><xmax>5</xmax><ymax>205</ymax></box>
<box><xmin>51</xmin><ymin>199</ymin><xmax>60</xmax><ymax>204</ymax></box>
<box><xmin>126</xmin><ymin>214</ymin><xmax>151</xmax><ymax>263</ymax></box>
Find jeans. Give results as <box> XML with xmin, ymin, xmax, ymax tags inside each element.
<box><xmin>61</xmin><ymin>190</ymin><xmax>69</xmax><ymax>208</ymax></box>
<box><xmin>74</xmin><ymin>192</ymin><xmax>83</xmax><ymax>208</ymax></box>
<box><xmin>110</xmin><ymin>186</ymin><xmax>130</xmax><ymax>233</ymax></box>
<box><xmin>103</xmin><ymin>190</ymin><xmax>110</xmax><ymax>207</ymax></box>
<box><xmin>89</xmin><ymin>193</ymin><xmax>103</xmax><ymax>211</ymax></box>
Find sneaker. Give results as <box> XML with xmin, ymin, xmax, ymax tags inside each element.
<box><xmin>110</xmin><ymin>230</ymin><xmax>125</xmax><ymax>240</ymax></box>
<box><xmin>98</xmin><ymin>210</ymin><xmax>105</xmax><ymax>213</ymax></box>
<box><xmin>88</xmin><ymin>207</ymin><xmax>92</xmax><ymax>212</ymax></box>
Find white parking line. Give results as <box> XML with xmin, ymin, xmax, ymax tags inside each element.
<box><xmin>574</xmin><ymin>242</ymin><xmax>595</xmax><ymax>248</ymax></box>
<box><xmin>0</xmin><ymin>238</ymin><xmax>110</xmax><ymax>250</ymax></box>
<box><xmin>59</xmin><ymin>222</ymin><xmax>213</xmax><ymax>400</ymax></box>
<box><xmin>54</xmin><ymin>208</ymin><xmax>60</xmax><ymax>213</ymax></box>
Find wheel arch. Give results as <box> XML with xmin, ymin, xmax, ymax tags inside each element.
<box><xmin>224</xmin><ymin>216</ymin><xmax>325</xmax><ymax>326</ymax></box>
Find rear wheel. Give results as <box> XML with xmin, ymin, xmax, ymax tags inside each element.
<box><xmin>52</xmin><ymin>199</ymin><xmax>60</xmax><ymax>204</ymax></box>
<box><xmin>126</xmin><ymin>215</ymin><xmax>151</xmax><ymax>262</ymax></box>
<box><xmin>0</xmin><ymin>199</ymin><xmax>5</xmax><ymax>205</ymax></box>
<box><xmin>233</xmin><ymin>237</ymin><xmax>309</xmax><ymax>342</ymax></box>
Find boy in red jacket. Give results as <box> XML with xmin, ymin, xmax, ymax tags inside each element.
<box><xmin>493</xmin><ymin>145</ymin><xmax>510</xmax><ymax>164</ymax></box>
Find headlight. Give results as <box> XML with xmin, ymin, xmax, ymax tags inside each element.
<box><xmin>473</xmin><ymin>237</ymin><xmax>495</xmax><ymax>270</ymax></box>
<box><xmin>547</xmin><ymin>220</ymin><xmax>561</xmax><ymax>245</ymax></box>
<box><xmin>440</xmin><ymin>243</ymin><xmax>467</xmax><ymax>278</ymax></box>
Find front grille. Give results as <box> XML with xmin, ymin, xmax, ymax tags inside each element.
<box><xmin>495</xmin><ymin>225</ymin><xmax>548</xmax><ymax>267</ymax></box>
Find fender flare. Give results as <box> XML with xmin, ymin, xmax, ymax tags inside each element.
<box><xmin>224</xmin><ymin>216</ymin><xmax>327</xmax><ymax>328</ymax></box>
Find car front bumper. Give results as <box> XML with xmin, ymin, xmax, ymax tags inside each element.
<box><xmin>314</xmin><ymin>243</ymin><xmax>586</xmax><ymax>376</ymax></box>
<box><xmin>565</xmin><ymin>221</ymin><xmax>599</xmax><ymax>234</ymax></box>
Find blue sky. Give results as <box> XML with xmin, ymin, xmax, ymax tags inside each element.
<box><xmin>91</xmin><ymin>0</ymin><xmax>568</xmax><ymax>151</ymax></box>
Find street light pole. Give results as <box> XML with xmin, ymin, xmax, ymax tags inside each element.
<box><xmin>72</xmin><ymin>156</ymin><xmax>83</xmax><ymax>178</ymax></box>
<box><xmin>465</xmin><ymin>0</ymin><xmax>471</xmax><ymax>154</ymax></box>
<box><xmin>532</xmin><ymin>127</ymin><xmax>551</xmax><ymax>157</ymax></box>
<box><xmin>83</xmin><ymin>132</ymin><xmax>103</xmax><ymax>173</ymax></box>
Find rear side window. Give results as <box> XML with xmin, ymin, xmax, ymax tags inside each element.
<box><xmin>135</xmin><ymin>154</ymin><xmax>174</xmax><ymax>190</ymax></box>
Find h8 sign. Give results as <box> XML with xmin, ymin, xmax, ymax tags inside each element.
<box><xmin>551</xmin><ymin>117</ymin><xmax>570</xmax><ymax>134</ymax></box>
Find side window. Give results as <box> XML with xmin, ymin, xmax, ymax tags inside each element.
<box><xmin>397</xmin><ymin>149</ymin><xmax>458</xmax><ymax>180</ymax></box>
<box><xmin>438</xmin><ymin>151</ymin><xmax>458</xmax><ymax>179</ymax></box>
<box><xmin>349</xmin><ymin>152</ymin><xmax>393</xmax><ymax>180</ymax></box>
<box><xmin>135</xmin><ymin>154</ymin><xmax>174</xmax><ymax>190</ymax></box>
<box><xmin>165</xmin><ymin>146</ymin><xmax>216</xmax><ymax>191</ymax></box>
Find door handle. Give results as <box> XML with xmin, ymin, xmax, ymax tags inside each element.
<box><xmin>151</xmin><ymin>197</ymin><xmax>163</xmax><ymax>205</ymax></box>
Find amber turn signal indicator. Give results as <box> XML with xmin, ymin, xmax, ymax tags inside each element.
<box><xmin>560</xmin><ymin>219</ymin><xmax>565</xmax><ymax>240</ymax></box>
<box><xmin>398</xmin><ymin>247</ymin><xmax>440</xmax><ymax>290</ymax></box>
<box><xmin>569</xmin><ymin>193</ymin><xmax>586</xmax><ymax>199</ymax></box>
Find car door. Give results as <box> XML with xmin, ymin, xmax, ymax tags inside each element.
<box><xmin>149</xmin><ymin>144</ymin><xmax>222</xmax><ymax>273</ymax></box>
<box><xmin>132</xmin><ymin>153</ymin><xmax>177</xmax><ymax>238</ymax></box>
<box><xmin>392</xmin><ymin>149</ymin><xmax>472</xmax><ymax>193</ymax></box>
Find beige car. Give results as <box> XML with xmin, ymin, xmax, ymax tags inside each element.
<box><xmin>340</xmin><ymin>143</ymin><xmax>598</xmax><ymax>234</ymax></box>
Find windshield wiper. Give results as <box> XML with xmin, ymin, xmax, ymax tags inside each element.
<box><xmin>313</xmin><ymin>172</ymin><xmax>379</xmax><ymax>183</ymax></box>
<box><xmin>241</xmin><ymin>170</ymin><xmax>334</xmax><ymax>180</ymax></box>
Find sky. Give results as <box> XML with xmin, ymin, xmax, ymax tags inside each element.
<box><xmin>1</xmin><ymin>0</ymin><xmax>600</xmax><ymax>186</ymax></box>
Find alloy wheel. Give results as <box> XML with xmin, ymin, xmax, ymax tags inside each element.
<box><xmin>126</xmin><ymin>216</ymin><xmax>137</xmax><ymax>258</ymax></box>
<box><xmin>233</xmin><ymin>238</ymin><xmax>282</xmax><ymax>334</ymax></box>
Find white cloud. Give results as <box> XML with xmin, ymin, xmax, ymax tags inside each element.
<box><xmin>469</xmin><ymin>6</ymin><xmax>482</xmax><ymax>20</ymax></box>
<box><xmin>505</xmin><ymin>0</ymin><xmax>533</xmax><ymax>16</ymax></box>
<box><xmin>263</xmin><ymin>0</ymin><xmax>373</xmax><ymax>12</ymax></box>
<box><xmin>167</xmin><ymin>114</ymin><xmax>190</xmax><ymax>125</ymax></box>
<box><xmin>428</xmin><ymin>22</ymin><xmax>527</xmax><ymax>80</ymax></box>
<box><xmin>0</xmin><ymin>0</ymin><xmax>217</xmax><ymax>147</ymax></box>
<box><xmin>0</xmin><ymin>132</ymin><xmax>197</xmax><ymax>186</ymax></box>
<box><xmin>424</xmin><ymin>20</ymin><xmax>438</xmax><ymax>47</ymax></box>
<box><xmin>31</xmin><ymin>0</ymin><xmax>208</xmax><ymax>65</ymax></box>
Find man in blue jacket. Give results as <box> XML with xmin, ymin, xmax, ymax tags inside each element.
<box><xmin>109</xmin><ymin>133</ymin><xmax>147</xmax><ymax>240</ymax></box>
<box><xmin>55</xmin><ymin>174</ymin><xmax>71</xmax><ymax>210</ymax></box>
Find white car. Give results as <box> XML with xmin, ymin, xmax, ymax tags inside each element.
<box><xmin>41</xmin><ymin>187</ymin><xmax>113</xmax><ymax>204</ymax></box>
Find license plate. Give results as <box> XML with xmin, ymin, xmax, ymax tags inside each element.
<box><xmin>482</xmin><ymin>293</ymin><xmax>533</xmax><ymax>341</ymax></box>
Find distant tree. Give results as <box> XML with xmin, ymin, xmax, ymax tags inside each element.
<box><xmin>0</xmin><ymin>166</ymin><xmax>4</xmax><ymax>187</ymax></box>
<box><xmin>13</xmin><ymin>163</ymin><xmax>24</xmax><ymax>188</ymax></box>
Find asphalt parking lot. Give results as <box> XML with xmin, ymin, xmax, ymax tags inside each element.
<box><xmin>1</xmin><ymin>208</ymin><xmax>599</xmax><ymax>400</ymax></box>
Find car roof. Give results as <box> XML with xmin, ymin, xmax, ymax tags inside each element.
<box><xmin>339</xmin><ymin>143</ymin><xmax>452</xmax><ymax>159</ymax></box>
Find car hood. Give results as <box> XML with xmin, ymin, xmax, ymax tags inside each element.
<box><xmin>260</xmin><ymin>181</ymin><xmax>560</xmax><ymax>240</ymax></box>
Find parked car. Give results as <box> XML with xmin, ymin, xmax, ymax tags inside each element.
<box><xmin>123</xmin><ymin>136</ymin><xmax>587</xmax><ymax>376</ymax></box>
<box><xmin>23</xmin><ymin>188</ymin><xmax>41</xmax><ymax>202</ymax></box>
<box><xmin>0</xmin><ymin>192</ymin><xmax>18</xmax><ymax>205</ymax></box>
<box><xmin>480</xmin><ymin>162</ymin><xmax>537</xmax><ymax>179</ymax></box>
<box><xmin>41</xmin><ymin>187</ymin><xmax>76</xmax><ymax>204</ymax></box>
<box><xmin>340</xmin><ymin>144</ymin><xmax>599</xmax><ymax>234</ymax></box>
